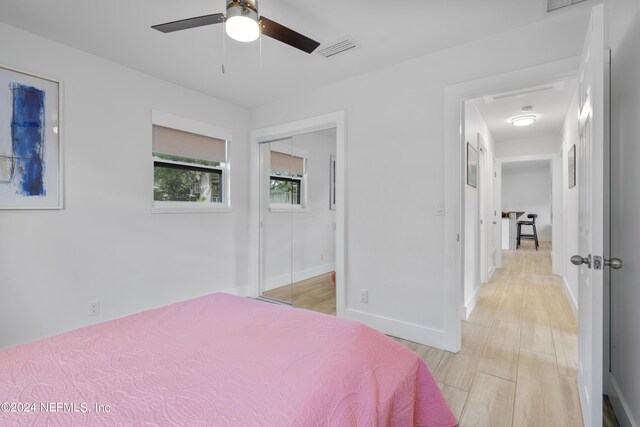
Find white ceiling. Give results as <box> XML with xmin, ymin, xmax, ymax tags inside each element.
<box><xmin>471</xmin><ymin>78</ymin><xmax>578</xmax><ymax>142</ymax></box>
<box><xmin>0</xmin><ymin>0</ymin><xmax>594</xmax><ymax>108</ymax></box>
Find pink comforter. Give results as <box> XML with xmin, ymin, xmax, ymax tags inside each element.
<box><xmin>0</xmin><ymin>293</ymin><xmax>456</xmax><ymax>426</ymax></box>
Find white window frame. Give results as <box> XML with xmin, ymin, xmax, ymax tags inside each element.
<box><xmin>151</xmin><ymin>110</ymin><xmax>232</xmax><ymax>214</ymax></box>
<box><xmin>268</xmin><ymin>141</ymin><xmax>308</xmax><ymax>212</ymax></box>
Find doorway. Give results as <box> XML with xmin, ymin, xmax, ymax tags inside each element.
<box><xmin>448</xmin><ymin>6</ymin><xmax>610</xmax><ymax>426</ymax></box>
<box><xmin>455</xmin><ymin>70</ymin><xmax>590</xmax><ymax>424</ymax></box>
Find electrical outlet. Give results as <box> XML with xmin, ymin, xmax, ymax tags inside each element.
<box><xmin>89</xmin><ymin>300</ymin><xmax>100</xmax><ymax>316</ymax></box>
<box><xmin>360</xmin><ymin>290</ymin><xmax>368</xmax><ymax>303</ymax></box>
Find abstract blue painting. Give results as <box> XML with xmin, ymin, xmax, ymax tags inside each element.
<box><xmin>12</xmin><ymin>83</ymin><xmax>45</xmax><ymax>196</ymax></box>
<box><xmin>0</xmin><ymin>66</ymin><xmax>61</xmax><ymax>209</ymax></box>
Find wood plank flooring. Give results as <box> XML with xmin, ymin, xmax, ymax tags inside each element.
<box><xmin>262</xmin><ymin>273</ymin><xmax>336</xmax><ymax>315</ymax></box>
<box><xmin>435</xmin><ymin>241</ymin><xmax>584</xmax><ymax>426</ymax></box>
<box><xmin>263</xmin><ymin>242</ymin><xmax>587</xmax><ymax>426</ymax></box>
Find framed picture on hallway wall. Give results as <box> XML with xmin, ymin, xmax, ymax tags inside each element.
<box><xmin>0</xmin><ymin>65</ymin><xmax>63</xmax><ymax>209</ymax></box>
<box><xmin>568</xmin><ymin>144</ymin><xmax>576</xmax><ymax>188</ymax></box>
<box><xmin>467</xmin><ymin>142</ymin><xmax>477</xmax><ymax>188</ymax></box>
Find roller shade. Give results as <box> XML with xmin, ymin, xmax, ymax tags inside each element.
<box><xmin>270</xmin><ymin>151</ymin><xmax>304</xmax><ymax>175</ymax></box>
<box><xmin>153</xmin><ymin>125</ymin><xmax>226</xmax><ymax>162</ymax></box>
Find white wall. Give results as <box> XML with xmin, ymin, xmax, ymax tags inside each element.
<box><xmin>502</xmin><ymin>163</ymin><xmax>553</xmax><ymax>241</ymax></box>
<box><xmin>494</xmin><ymin>133</ymin><xmax>562</xmax><ymax>158</ymax></box>
<box><xmin>464</xmin><ymin>101</ymin><xmax>495</xmax><ymax>317</ymax></box>
<box><xmin>0</xmin><ymin>23</ymin><xmax>251</xmax><ymax>349</ymax></box>
<box><xmin>251</xmin><ymin>10</ymin><xmax>588</xmax><ymax>347</ymax></box>
<box><xmin>561</xmin><ymin>91</ymin><xmax>579</xmax><ymax>311</ymax></box>
<box><xmin>262</xmin><ymin>132</ymin><xmax>336</xmax><ymax>289</ymax></box>
<box><xmin>608</xmin><ymin>0</ymin><xmax>640</xmax><ymax>424</ymax></box>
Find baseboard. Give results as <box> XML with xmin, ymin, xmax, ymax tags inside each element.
<box><xmin>344</xmin><ymin>308</ymin><xmax>446</xmax><ymax>350</ymax></box>
<box><xmin>608</xmin><ymin>374</ymin><xmax>638</xmax><ymax>427</ymax></box>
<box><xmin>263</xmin><ymin>263</ymin><xmax>335</xmax><ymax>291</ymax></box>
<box><xmin>220</xmin><ymin>287</ymin><xmax>243</xmax><ymax>297</ymax></box>
<box><xmin>487</xmin><ymin>265</ymin><xmax>496</xmax><ymax>282</ymax></box>
<box><xmin>462</xmin><ymin>286</ymin><xmax>481</xmax><ymax>320</ymax></box>
<box><xmin>562</xmin><ymin>276</ymin><xmax>578</xmax><ymax>318</ymax></box>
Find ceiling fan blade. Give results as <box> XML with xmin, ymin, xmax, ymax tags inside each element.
<box><xmin>152</xmin><ymin>13</ymin><xmax>225</xmax><ymax>33</ymax></box>
<box><xmin>259</xmin><ymin>17</ymin><xmax>320</xmax><ymax>54</ymax></box>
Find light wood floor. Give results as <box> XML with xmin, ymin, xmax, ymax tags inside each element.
<box><xmin>267</xmin><ymin>242</ymin><xmax>588</xmax><ymax>426</ymax></box>
<box><xmin>421</xmin><ymin>240</ymin><xmax>584</xmax><ymax>427</ymax></box>
<box><xmin>262</xmin><ymin>273</ymin><xmax>336</xmax><ymax>315</ymax></box>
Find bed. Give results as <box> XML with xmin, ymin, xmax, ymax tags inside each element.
<box><xmin>0</xmin><ymin>293</ymin><xmax>456</xmax><ymax>426</ymax></box>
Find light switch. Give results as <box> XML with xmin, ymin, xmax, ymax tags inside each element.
<box><xmin>436</xmin><ymin>201</ymin><xmax>445</xmax><ymax>215</ymax></box>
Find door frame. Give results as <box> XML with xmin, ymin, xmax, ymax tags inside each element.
<box><xmin>478</xmin><ymin>136</ymin><xmax>487</xmax><ymax>285</ymax></box>
<box><xmin>444</xmin><ymin>58</ymin><xmax>580</xmax><ymax>352</ymax></box>
<box><xmin>249</xmin><ymin>111</ymin><xmax>347</xmax><ymax>317</ymax></box>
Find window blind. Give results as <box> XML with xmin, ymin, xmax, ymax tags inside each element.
<box><xmin>153</xmin><ymin>125</ymin><xmax>226</xmax><ymax>162</ymax></box>
<box><xmin>270</xmin><ymin>151</ymin><xmax>304</xmax><ymax>175</ymax></box>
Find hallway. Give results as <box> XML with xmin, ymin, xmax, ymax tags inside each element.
<box><xmin>396</xmin><ymin>242</ymin><xmax>583</xmax><ymax>426</ymax></box>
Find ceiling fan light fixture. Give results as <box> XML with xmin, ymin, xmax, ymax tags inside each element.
<box><xmin>510</xmin><ymin>115</ymin><xmax>537</xmax><ymax>127</ymax></box>
<box><xmin>225</xmin><ymin>3</ymin><xmax>260</xmax><ymax>42</ymax></box>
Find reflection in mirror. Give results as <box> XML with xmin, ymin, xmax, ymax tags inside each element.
<box><xmin>260</xmin><ymin>129</ymin><xmax>337</xmax><ymax>315</ymax></box>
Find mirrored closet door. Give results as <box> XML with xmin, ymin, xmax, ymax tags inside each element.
<box><xmin>259</xmin><ymin>130</ymin><xmax>337</xmax><ymax>312</ymax></box>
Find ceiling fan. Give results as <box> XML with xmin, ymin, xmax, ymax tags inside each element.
<box><xmin>151</xmin><ymin>0</ymin><xmax>321</xmax><ymax>54</ymax></box>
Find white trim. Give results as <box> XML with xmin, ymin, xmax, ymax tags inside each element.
<box><xmin>262</xmin><ymin>263</ymin><xmax>336</xmax><ymax>292</ymax></box>
<box><xmin>249</xmin><ymin>111</ymin><xmax>347</xmax><ymax>320</ymax></box>
<box><xmin>268</xmin><ymin>206</ymin><xmax>307</xmax><ymax>213</ymax></box>
<box><xmin>562</xmin><ymin>276</ymin><xmax>578</xmax><ymax>318</ymax></box>
<box><xmin>497</xmin><ymin>153</ymin><xmax>560</xmax><ymax>164</ymax></box>
<box><xmin>445</xmin><ymin>56</ymin><xmax>581</xmax><ymax>354</ymax></box>
<box><xmin>608</xmin><ymin>374</ymin><xmax>639</xmax><ymax>427</ymax></box>
<box><xmin>151</xmin><ymin>205</ymin><xmax>233</xmax><ymax>214</ymax></box>
<box><xmin>463</xmin><ymin>286</ymin><xmax>481</xmax><ymax>320</ymax></box>
<box><xmin>345</xmin><ymin>308</ymin><xmax>445</xmax><ymax>348</ymax></box>
<box><xmin>150</xmin><ymin>111</ymin><xmax>232</xmax><ymax>212</ymax></box>
<box><xmin>220</xmin><ymin>287</ymin><xmax>243</xmax><ymax>297</ymax></box>
<box><xmin>487</xmin><ymin>265</ymin><xmax>496</xmax><ymax>282</ymax></box>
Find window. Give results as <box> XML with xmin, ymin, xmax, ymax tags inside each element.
<box><xmin>269</xmin><ymin>150</ymin><xmax>305</xmax><ymax>209</ymax></box>
<box><xmin>152</xmin><ymin>121</ymin><xmax>230</xmax><ymax>211</ymax></box>
<box><xmin>270</xmin><ymin>176</ymin><xmax>301</xmax><ymax>205</ymax></box>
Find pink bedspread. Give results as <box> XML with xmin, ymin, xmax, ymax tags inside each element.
<box><xmin>0</xmin><ymin>293</ymin><xmax>456</xmax><ymax>426</ymax></box>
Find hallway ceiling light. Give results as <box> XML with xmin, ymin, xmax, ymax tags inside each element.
<box><xmin>510</xmin><ymin>115</ymin><xmax>537</xmax><ymax>127</ymax></box>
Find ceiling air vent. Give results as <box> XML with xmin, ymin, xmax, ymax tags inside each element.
<box><xmin>317</xmin><ymin>37</ymin><xmax>357</xmax><ymax>59</ymax></box>
<box><xmin>547</xmin><ymin>0</ymin><xmax>587</xmax><ymax>12</ymax></box>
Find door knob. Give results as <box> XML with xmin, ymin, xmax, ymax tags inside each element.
<box><xmin>571</xmin><ymin>255</ymin><xmax>592</xmax><ymax>268</ymax></box>
<box><xmin>604</xmin><ymin>258</ymin><xmax>623</xmax><ymax>269</ymax></box>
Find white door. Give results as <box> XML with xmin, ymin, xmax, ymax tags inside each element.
<box><xmin>572</xmin><ymin>5</ymin><xmax>606</xmax><ymax>426</ymax></box>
